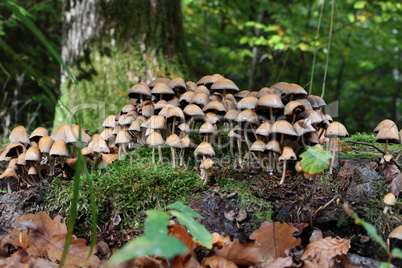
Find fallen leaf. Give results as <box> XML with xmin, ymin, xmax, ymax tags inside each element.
<box><xmin>249</xmin><ymin>221</ymin><xmax>301</xmax><ymax>258</ymax></box>
<box><xmin>213</xmin><ymin>238</ymin><xmax>263</xmax><ymax>266</ymax></box>
<box><xmin>259</xmin><ymin>256</ymin><xmax>296</xmax><ymax>268</ymax></box>
<box><xmin>301</xmin><ymin>237</ymin><xmax>350</xmax><ymax>265</ymax></box>
<box><xmin>286</xmin><ymin>222</ymin><xmax>309</xmax><ymax>236</ymax></box>
<box><xmin>46</xmin><ymin>234</ymin><xmax>101</xmax><ymax>267</ymax></box>
<box><xmin>131</xmin><ymin>256</ymin><xmax>166</xmax><ymax>267</ymax></box>
<box><xmin>211</xmin><ymin>233</ymin><xmax>231</xmax><ymax>249</ymax></box>
<box><xmin>169</xmin><ymin>223</ymin><xmax>201</xmax><ymax>268</ymax></box>
<box><xmin>201</xmin><ymin>256</ymin><xmax>237</xmax><ymax>268</ymax></box>
<box><xmin>101</xmin><ymin>153</ymin><xmax>118</xmax><ymax>164</ymax></box>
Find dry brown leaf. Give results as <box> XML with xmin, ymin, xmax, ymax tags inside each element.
<box><xmin>301</xmin><ymin>237</ymin><xmax>350</xmax><ymax>264</ymax></box>
<box><xmin>302</xmin><ymin>257</ymin><xmax>331</xmax><ymax>268</ymax></box>
<box><xmin>101</xmin><ymin>153</ymin><xmax>118</xmax><ymax>164</ymax></box>
<box><xmin>46</xmin><ymin>234</ymin><xmax>101</xmax><ymax>267</ymax></box>
<box><xmin>168</xmin><ymin>223</ymin><xmax>196</xmax><ymax>256</ymax></box>
<box><xmin>172</xmin><ymin>255</ymin><xmax>202</xmax><ymax>268</ymax></box>
<box><xmin>211</xmin><ymin>233</ymin><xmax>232</xmax><ymax>248</ymax></box>
<box><xmin>213</xmin><ymin>238</ymin><xmax>263</xmax><ymax>266</ymax></box>
<box><xmin>0</xmin><ymin>212</ymin><xmax>67</xmax><ymax>257</ymax></box>
<box><xmin>201</xmin><ymin>256</ymin><xmax>237</xmax><ymax>268</ymax></box>
<box><xmin>259</xmin><ymin>256</ymin><xmax>296</xmax><ymax>268</ymax></box>
<box><xmin>249</xmin><ymin>221</ymin><xmax>301</xmax><ymax>258</ymax></box>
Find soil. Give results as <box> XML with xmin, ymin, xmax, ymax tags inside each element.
<box><xmin>1</xmin><ymin>158</ymin><xmax>401</xmax><ymax>266</ymax></box>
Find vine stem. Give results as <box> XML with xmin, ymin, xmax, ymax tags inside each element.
<box><xmin>321</xmin><ymin>0</ymin><xmax>335</xmax><ymax>99</ymax></box>
<box><xmin>309</xmin><ymin>0</ymin><xmax>325</xmax><ymax>95</ymax></box>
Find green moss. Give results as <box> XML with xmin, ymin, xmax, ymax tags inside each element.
<box><xmin>45</xmin><ymin>147</ymin><xmax>204</xmax><ymax>232</ymax></box>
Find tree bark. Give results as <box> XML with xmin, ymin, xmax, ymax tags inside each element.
<box><xmin>54</xmin><ymin>0</ymin><xmax>187</xmax><ymax>131</ymax></box>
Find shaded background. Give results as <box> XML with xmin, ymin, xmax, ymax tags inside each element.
<box><xmin>0</xmin><ymin>0</ymin><xmax>401</xmax><ymax>144</ymax></box>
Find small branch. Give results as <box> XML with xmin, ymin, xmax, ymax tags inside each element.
<box><xmin>345</xmin><ymin>140</ymin><xmax>402</xmax><ymax>172</ymax></box>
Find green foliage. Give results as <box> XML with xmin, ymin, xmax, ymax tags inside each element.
<box><xmin>109</xmin><ymin>202</ymin><xmax>212</xmax><ymax>264</ymax></box>
<box><xmin>300</xmin><ymin>146</ymin><xmax>332</xmax><ymax>174</ymax></box>
<box><xmin>46</xmin><ymin>148</ymin><xmax>203</xmax><ymax>230</ymax></box>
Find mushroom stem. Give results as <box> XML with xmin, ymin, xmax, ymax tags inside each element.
<box><xmin>92</xmin><ymin>152</ymin><xmax>99</xmax><ymax>172</ymax></box>
<box><xmin>269</xmin><ymin>107</ymin><xmax>275</xmax><ymax>124</ymax></box>
<box><xmin>25</xmin><ymin>229</ymin><xmax>30</xmax><ymax>249</ymax></box>
<box><xmin>7</xmin><ymin>178</ymin><xmax>12</xmax><ymax>193</ymax></box>
<box><xmin>291</xmin><ymin>114</ymin><xmax>296</xmax><ymax>125</ymax></box>
<box><xmin>35</xmin><ymin>162</ymin><xmax>43</xmax><ymax>180</ymax></box>
<box><xmin>118</xmin><ymin>146</ymin><xmax>122</xmax><ymax>160</ymax></box>
<box><xmin>280</xmin><ymin>160</ymin><xmax>287</xmax><ymax>184</ymax></box>
<box><xmin>396</xmin><ymin>151</ymin><xmax>401</xmax><ymax>162</ymax></box>
<box><xmin>258</xmin><ymin>152</ymin><xmax>264</xmax><ymax>169</ymax></box>
<box><xmin>49</xmin><ymin>157</ymin><xmax>55</xmax><ymax>176</ymax></box>
<box><xmin>383</xmin><ymin>205</ymin><xmax>390</xmax><ymax>214</ymax></box>
<box><xmin>158</xmin><ymin>146</ymin><xmax>163</xmax><ymax>163</ymax></box>
<box><xmin>19</xmin><ymin>231</ymin><xmax>26</xmax><ymax>253</ymax></box>
<box><xmin>171</xmin><ymin>147</ymin><xmax>176</xmax><ymax>168</ymax></box>
<box><xmin>280</xmin><ymin>134</ymin><xmax>284</xmax><ymax>146</ymax></box>
<box><xmin>237</xmin><ymin>138</ymin><xmax>243</xmax><ymax>163</ymax></box>
<box><xmin>172</xmin><ymin>117</ymin><xmax>176</xmax><ymax>134</ymax></box>
<box><xmin>152</xmin><ymin>147</ymin><xmax>156</xmax><ymax>164</ymax></box>
<box><xmin>244</xmin><ymin>131</ymin><xmax>260</xmax><ymax>165</ymax></box>
<box><xmin>384</xmin><ymin>139</ymin><xmax>389</xmax><ymax>154</ymax></box>
<box><xmin>329</xmin><ymin>137</ymin><xmax>337</xmax><ymax>175</ymax></box>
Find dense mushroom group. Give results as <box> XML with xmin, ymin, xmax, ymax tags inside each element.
<box><xmin>1</xmin><ymin>75</ymin><xmax>351</xmax><ymax>189</ymax></box>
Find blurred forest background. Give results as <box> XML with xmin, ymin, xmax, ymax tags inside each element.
<box><xmin>0</xmin><ymin>0</ymin><xmax>401</xmax><ymax>144</ymax></box>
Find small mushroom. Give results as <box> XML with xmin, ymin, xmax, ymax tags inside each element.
<box><xmin>383</xmin><ymin>193</ymin><xmax>396</xmax><ymax>214</ymax></box>
<box><xmin>0</xmin><ymin>167</ymin><xmax>19</xmax><ymax>193</ymax></box>
<box><xmin>278</xmin><ymin>146</ymin><xmax>296</xmax><ymax>185</ymax></box>
<box><xmin>16</xmin><ymin>219</ymin><xmax>37</xmax><ymax>253</ymax></box>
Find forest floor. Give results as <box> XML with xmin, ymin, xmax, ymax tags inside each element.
<box><xmin>0</xmin><ymin>133</ymin><xmax>401</xmax><ymax>267</ymax></box>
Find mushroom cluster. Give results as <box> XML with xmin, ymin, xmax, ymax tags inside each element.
<box><xmin>374</xmin><ymin>119</ymin><xmax>401</xmax><ymax>156</ymax></box>
<box><xmin>1</xmin><ymin>75</ymin><xmax>349</xmax><ymax>188</ymax></box>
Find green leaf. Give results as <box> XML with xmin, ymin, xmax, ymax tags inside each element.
<box><xmin>108</xmin><ymin>235</ymin><xmax>187</xmax><ymax>265</ymax></box>
<box><xmin>347</xmin><ymin>13</ymin><xmax>355</xmax><ymax>23</ymax></box>
<box><xmin>392</xmin><ymin>248</ymin><xmax>402</xmax><ymax>259</ymax></box>
<box><xmin>169</xmin><ymin>210</ymin><xmax>212</xmax><ymax>249</ymax></box>
<box><xmin>300</xmin><ymin>146</ymin><xmax>332</xmax><ymax>174</ymax></box>
<box><xmin>378</xmin><ymin>263</ymin><xmax>391</xmax><ymax>268</ymax></box>
<box><xmin>167</xmin><ymin>202</ymin><xmax>203</xmax><ymax>219</ymax></box>
<box><xmin>354</xmin><ymin>1</ymin><xmax>366</xmax><ymax>9</ymax></box>
<box><xmin>144</xmin><ymin>210</ymin><xmax>171</xmax><ymax>237</ymax></box>
<box><xmin>239</xmin><ymin>36</ymin><xmax>248</xmax><ymax>45</ymax></box>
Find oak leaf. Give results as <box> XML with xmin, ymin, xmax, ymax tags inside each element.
<box><xmin>259</xmin><ymin>256</ymin><xmax>296</xmax><ymax>268</ymax></box>
<box><xmin>249</xmin><ymin>221</ymin><xmax>301</xmax><ymax>258</ymax></box>
<box><xmin>301</xmin><ymin>237</ymin><xmax>350</xmax><ymax>265</ymax></box>
<box><xmin>201</xmin><ymin>256</ymin><xmax>237</xmax><ymax>268</ymax></box>
<box><xmin>213</xmin><ymin>238</ymin><xmax>263</xmax><ymax>266</ymax></box>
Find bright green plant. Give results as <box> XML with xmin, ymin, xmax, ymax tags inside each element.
<box><xmin>300</xmin><ymin>146</ymin><xmax>332</xmax><ymax>174</ymax></box>
<box><xmin>109</xmin><ymin>201</ymin><xmax>212</xmax><ymax>264</ymax></box>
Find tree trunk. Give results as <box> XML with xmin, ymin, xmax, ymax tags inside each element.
<box><xmin>54</xmin><ymin>0</ymin><xmax>187</xmax><ymax>131</ymax></box>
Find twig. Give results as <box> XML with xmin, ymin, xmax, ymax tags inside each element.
<box><xmin>313</xmin><ymin>194</ymin><xmax>339</xmax><ymax>217</ymax></box>
<box><xmin>345</xmin><ymin>140</ymin><xmax>402</xmax><ymax>172</ymax></box>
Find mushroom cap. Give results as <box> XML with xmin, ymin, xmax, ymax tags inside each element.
<box><xmin>250</xmin><ymin>140</ymin><xmax>266</xmax><ymax>152</ymax></box>
<box><xmin>210</xmin><ymin>78</ymin><xmax>240</xmax><ymax>93</ymax></box>
<box><xmin>151</xmin><ymin>82</ymin><xmax>175</xmax><ymax>96</ymax></box>
<box><xmin>128</xmin><ymin>83</ymin><xmax>152</xmax><ymax>99</ymax></box>
<box><xmin>180</xmin><ymin>136</ymin><xmax>194</xmax><ymax>148</ymax></box>
<box><xmin>204</xmin><ymin>112</ymin><xmax>220</xmax><ymax>124</ymax></box>
<box><xmin>115</xmin><ymin>130</ymin><xmax>132</xmax><ymax>145</ymax></box>
<box><xmin>186</xmin><ymin>81</ymin><xmax>197</xmax><ymax>91</ymax></box>
<box><xmin>88</xmin><ymin>138</ymin><xmax>110</xmax><ymax>154</ymax></box>
<box><xmin>129</xmin><ymin>119</ymin><xmax>143</xmax><ymax>132</ymax></box>
<box><xmin>196</xmin><ymin>75</ymin><xmax>212</xmax><ymax>86</ymax></box>
<box><xmin>284</xmin><ymin>101</ymin><xmax>305</xmax><ymax>116</ymax></box>
<box><xmin>51</xmin><ymin>124</ymin><xmax>71</xmax><ymax>141</ymax></box>
<box><xmin>228</xmin><ymin>129</ymin><xmax>241</xmax><ymax>138</ymax></box>
<box><xmin>17</xmin><ymin>153</ymin><xmax>26</xmax><ymax>166</ymax></box>
<box><xmin>49</xmin><ymin>140</ymin><xmax>71</xmax><ymax>157</ymax></box>
<box><xmin>81</xmin><ymin>147</ymin><xmax>94</xmax><ymax>158</ymax></box>
<box><xmin>255</xmin><ymin>122</ymin><xmax>273</xmax><ymax>137</ymax></box>
<box><xmin>179</xmin><ymin>91</ymin><xmax>195</xmax><ymax>104</ymax></box>
<box><xmin>16</xmin><ymin>219</ymin><xmax>37</xmax><ymax>231</ymax></box>
<box><xmin>256</xmin><ymin>94</ymin><xmax>284</xmax><ymax>109</ymax></box>
<box><xmin>167</xmin><ymin>96</ymin><xmax>180</xmax><ymax>107</ymax></box>
<box><xmin>199</xmin><ymin>122</ymin><xmax>215</xmax><ymax>134</ymax></box>
<box><xmin>297</xmin><ymin>98</ymin><xmax>313</xmax><ymax>110</ymax></box>
<box><xmin>166</xmin><ymin>106</ymin><xmax>185</xmax><ymax>120</ymax></box>
<box><xmin>190</xmin><ymin>92</ymin><xmax>210</xmax><ymax>107</ymax></box>
<box><xmin>384</xmin><ymin>193</ymin><xmax>396</xmax><ymax>206</ymax></box>
<box><xmin>165</xmin><ymin>134</ymin><xmax>182</xmax><ymax>148</ymax></box>
<box><xmin>194</xmin><ymin>142</ymin><xmax>215</xmax><ymax>157</ymax></box>
<box><xmin>307</xmin><ymin>95</ymin><xmax>327</xmax><ymax>109</ymax></box>
<box><xmin>209</xmin><ymin>93</ymin><xmax>223</xmax><ymax>102</ymax></box>
<box><xmin>146</xmin><ymin>132</ymin><xmax>165</xmax><ymax>146</ymax></box>
<box><xmin>202</xmin><ymin>100</ymin><xmax>226</xmax><ymax>113</ymax></box>
<box><xmin>28</xmin><ymin>165</ymin><xmax>38</xmax><ymax>176</ymax></box>
<box><xmin>235</xmin><ymin>109</ymin><xmax>260</xmax><ymax>125</ymax></box>
<box><xmin>144</xmin><ymin>115</ymin><xmax>167</xmax><ymax>130</ymax></box>
<box><xmin>375</xmin><ymin>126</ymin><xmax>400</xmax><ymax>143</ymax></box>
<box><xmin>4</xmin><ymin>142</ymin><xmax>26</xmax><ymax>158</ymax></box>
<box><xmin>121</xmin><ymin>114</ymin><xmax>136</xmax><ymax>126</ymax></box>
<box><xmin>279</xmin><ymin>146</ymin><xmax>297</xmax><ymax>161</ymax></box>
<box><xmin>38</xmin><ymin>136</ymin><xmax>54</xmax><ymax>154</ymax></box>
<box><xmin>389</xmin><ymin>225</ymin><xmax>402</xmax><ymax>240</ymax></box>
<box><xmin>204</xmin><ymin>74</ymin><xmax>224</xmax><ymax>88</ymax></box>
<box><xmin>380</xmin><ymin>153</ymin><xmax>394</xmax><ymax>164</ymax></box>
<box><xmin>102</xmin><ymin>115</ymin><xmax>117</xmax><ymax>129</ymax></box>
<box><xmin>29</xmin><ymin>127</ymin><xmax>49</xmax><ymax>142</ymax></box>
<box><xmin>238</xmin><ymin>96</ymin><xmax>258</xmax><ymax>110</ymax></box>
<box><xmin>9</xmin><ymin>126</ymin><xmax>30</xmax><ymax>145</ymax></box>
<box><xmin>293</xmin><ymin>120</ymin><xmax>316</xmax><ymax>136</ymax></box>
<box><xmin>200</xmin><ymin>158</ymin><xmax>214</xmax><ymax>169</ymax></box>
<box><xmin>224</xmin><ymin>109</ymin><xmax>239</xmax><ymax>123</ymax></box>
<box><xmin>247</xmin><ymin>91</ymin><xmax>258</xmax><ymax>98</ymax></box>
<box><xmin>373</xmin><ymin>119</ymin><xmax>397</xmax><ymax>133</ymax></box>
<box><xmin>280</xmin><ymin>83</ymin><xmax>307</xmax><ymax>99</ymax></box>
<box><xmin>155</xmin><ymin>100</ymin><xmax>168</xmax><ymax>111</ymax></box>
<box><xmin>25</xmin><ymin>146</ymin><xmax>41</xmax><ymax>162</ymax></box>
<box><xmin>121</xmin><ymin>104</ymin><xmax>135</xmax><ymax>114</ymax></box>
<box><xmin>256</xmin><ymin>87</ymin><xmax>270</xmax><ymax>98</ymax></box>
<box><xmin>305</xmin><ymin>132</ymin><xmax>319</xmax><ymax>145</ymax></box>
<box><xmin>324</xmin><ymin>113</ymin><xmax>333</xmax><ymax>123</ymax></box>
<box><xmin>265</xmin><ymin>139</ymin><xmax>282</xmax><ymax>154</ymax></box>
<box><xmin>148</xmin><ymin>78</ymin><xmax>170</xmax><ymax>89</ymax></box>
<box><xmin>145</xmin><ymin>128</ymin><xmax>155</xmax><ymax>137</ymax></box>
<box><xmin>178</xmin><ymin>123</ymin><xmax>191</xmax><ymax>134</ymax></box>
<box><xmin>183</xmin><ymin>104</ymin><xmax>205</xmax><ymax>119</ymax></box>
<box><xmin>142</xmin><ymin>104</ymin><xmax>155</xmax><ymax>118</ymax></box>
<box><xmin>223</xmin><ymin>99</ymin><xmax>236</xmax><ymax>111</ymax></box>
<box><xmin>100</xmin><ymin>128</ymin><xmax>113</xmax><ymax>140</ymax></box>
<box><xmin>270</xmin><ymin>82</ymin><xmax>288</xmax><ymax>91</ymax></box>
<box><xmin>304</xmin><ymin>109</ymin><xmax>324</xmax><ymax>125</ymax></box>
<box><xmin>0</xmin><ymin>149</ymin><xmax>11</xmax><ymax>162</ymax></box>
<box><xmin>234</xmin><ymin>90</ymin><xmax>250</xmax><ymax>99</ymax></box>
<box><xmin>8</xmin><ymin>158</ymin><xmax>18</xmax><ymax>170</ymax></box>
<box><xmin>326</xmin><ymin>122</ymin><xmax>349</xmax><ymax>138</ymax></box>
<box><xmin>271</xmin><ymin>120</ymin><xmax>298</xmax><ymax>136</ymax></box>
<box><xmin>194</xmin><ymin>85</ymin><xmax>210</xmax><ymax>96</ymax></box>
<box><xmin>0</xmin><ymin>167</ymin><xmax>18</xmax><ymax>179</ymax></box>
<box><xmin>66</xmin><ymin>125</ymin><xmax>89</xmax><ymax>146</ymax></box>
<box><xmin>158</xmin><ymin>104</ymin><xmax>174</xmax><ymax>117</ymax></box>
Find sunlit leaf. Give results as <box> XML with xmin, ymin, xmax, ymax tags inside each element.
<box><xmin>300</xmin><ymin>146</ymin><xmax>332</xmax><ymax>174</ymax></box>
